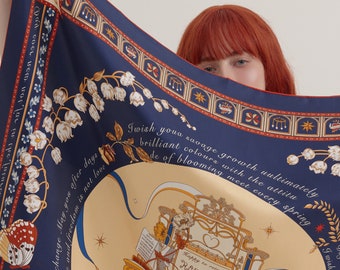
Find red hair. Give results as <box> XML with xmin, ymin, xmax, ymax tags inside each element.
<box><xmin>177</xmin><ymin>5</ymin><xmax>296</xmax><ymax>95</ymax></box>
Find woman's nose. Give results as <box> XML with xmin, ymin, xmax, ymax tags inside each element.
<box><xmin>218</xmin><ymin>66</ymin><xmax>233</xmax><ymax>80</ymax></box>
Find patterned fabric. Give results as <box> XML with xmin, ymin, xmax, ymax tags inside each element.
<box><xmin>0</xmin><ymin>0</ymin><xmax>339</xmax><ymax>269</ymax></box>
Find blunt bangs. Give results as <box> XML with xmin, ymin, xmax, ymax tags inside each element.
<box><xmin>191</xmin><ymin>8</ymin><xmax>262</xmax><ymax>63</ymax></box>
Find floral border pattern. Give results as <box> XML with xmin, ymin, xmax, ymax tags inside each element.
<box><xmin>61</xmin><ymin>0</ymin><xmax>340</xmax><ymax>141</ymax></box>
<box><xmin>19</xmin><ymin>69</ymin><xmax>192</xmax><ymax>218</ymax></box>
<box><xmin>2</xmin><ymin>64</ymin><xmax>193</xmax><ymax>268</ymax></box>
<box><xmin>287</xmin><ymin>145</ymin><xmax>340</xmax><ymax>176</ymax></box>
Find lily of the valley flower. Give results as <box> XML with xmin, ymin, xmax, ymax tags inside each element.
<box><xmin>42</xmin><ymin>95</ymin><xmax>52</xmax><ymax>112</ymax></box>
<box><xmin>153</xmin><ymin>101</ymin><xmax>163</xmax><ymax>112</ymax></box>
<box><xmin>74</xmin><ymin>93</ymin><xmax>88</xmax><ymax>112</ymax></box>
<box><xmin>100</xmin><ymin>82</ymin><xmax>115</xmax><ymax>100</ymax></box>
<box><xmin>309</xmin><ymin>160</ymin><xmax>327</xmax><ymax>174</ymax></box>
<box><xmin>129</xmin><ymin>91</ymin><xmax>145</xmax><ymax>107</ymax></box>
<box><xmin>51</xmin><ymin>147</ymin><xmax>62</xmax><ymax>164</ymax></box>
<box><xmin>172</xmin><ymin>107</ymin><xmax>179</xmax><ymax>116</ymax></box>
<box><xmin>142</xmin><ymin>88</ymin><xmax>153</xmax><ymax>99</ymax></box>
<box><xmin>120</xmin><ymin>71</ymin><xmax>135</xmax><ymax>86</ymax></box>
<box><xmin>92</xmin><ymin>92</ymin><xmax>105</xmax><ymax>112</ymax></box>
<box><xmin>56</xmin><ymin>121</ymin><xmax>73</xmax><ymax>142</ymax></box>
<box><xmin>161</xmin><ymin>99</ymin><xmax>169</xmax><ymax>109</ymax></box>
<box><xmin>331</xmin><ymin>163</ymin><xmax>340</xmax><ymax>177</ymax></box>
<box><xmin>328</xmin><ymin>145</ymin><xmax>340</xmax><ymax>161</ymax></box>
<box><xmin>287</xmin><ymin>154</ymin><xmax>299</xmax><ymax>165</ymax></box>
<box><xmin>89</xmin><ymin>104</ymin><xmax>100</xmax><ymax>122</ymax></box>
<box><xmin>113</xmin><ymin>87</ymin><xmax>126</xmax><ymax>101</ymax></box>
<box><xmin>87</xmin><ymin>79</ymin><xmax>98</xmax><ymax>94</ymax></box>
<box><xmin>53</xmin><ymin>87</ymin><xmax>68</xmax><ymax>105</ymax></box>
<box><xmin>42</xmin><ymin>116</ymin><xmax>54</xmax><ymax>134</ymax></box>
<box><xmin>20</xmin><ymin>152</ymin><xmax>32</xmax><ymax>166</ymax></box>
<box><xmin>64</xmin><ymin>110</ymin><xmax>83</xmax><ymax>128</ymax></box>
<box><xmin>23</xmin><ymin>194</ymin><xmax>43</xmax><ymax>214</ymax></box>
<box><xmin>301</xmin><ymin>148</ymin><xmax>315</xmax><ymax>160</ymax></box>
<box><xmin>24</xmin><ymin>178</ymin><xmax>40</xmax><ymax>193</ymax></box>
<box><xmin>26</xmin><ymin>165</ymin><xmax>39</xmax><ymax>179</ymax></box>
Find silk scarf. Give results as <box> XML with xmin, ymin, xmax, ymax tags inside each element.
<box><xmin>0</xmin><ymin>0</ymin><xmax>340</xmax><ymax>269</ymax></box>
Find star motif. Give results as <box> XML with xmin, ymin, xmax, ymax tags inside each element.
<box><xmin>315</xmin><ymin>223</ymin><xmax>325</xmax><ymax>233</ymax></box>
<box><xmin>105</xmin><ymin>28</ymin><xmax>115</xmax><ymax>40</ymax></box>
<box><xmin>95</xmin><ymin>233</ymin><xmax>107</xmax><ymax>248</ymax></box>
<box><xmin>261</xmin><ymin>224</ymin><xmax>277</xmax><ymax>238</ymax></box>
<box><xmin>301</xmin><ymin>121</ymin><xmax>315</xmax><ymax>132</ymax></box>
<box><xmin>194</xmin><ymin>92</ymin><xmax>206</xmax><ymax>103</ymax></box>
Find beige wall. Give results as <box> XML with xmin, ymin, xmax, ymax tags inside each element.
<box><xmin>1</xmin><ymin>0</ymin><xmax>340</xmax><ymax>96</ymax></box>
<box><xmin>0</xmin><ymin>0</ymin><xmax>11</xmax><ymax>64</ymax></box>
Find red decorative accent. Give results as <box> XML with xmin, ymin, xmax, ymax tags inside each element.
<box><xmin>146</xmin><ymin>62</ymin><xmax>159</xmax><ymax>78</ymax></box>
<box><xmin>246</xmin><ymin>112</ymin><xmax>260</xmax><ymax>125</ymax></box>
<box><xmin>315</xmin><ymin>223</ymin><xmax>325</xmax><ymax>233</ymax></box>
<box><xmin>154</xmin><ymin>251</ymin><xmax>171</xmax><ymax>263</ymax></box>
<box><xmin>6</xmin><ymin>220</ymin><xmax>37</xmax><ymax>247</ymax></box>
<box><xmin>329</xmin><ymin>121</ymin><xmax>340</xmax><ymax>133</ymax></box>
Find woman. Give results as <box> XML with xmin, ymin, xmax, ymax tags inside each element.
<box><xmin>177</xmin><ymin>5</ymin><xmax>296</xmax><ymax>95</ymax></box>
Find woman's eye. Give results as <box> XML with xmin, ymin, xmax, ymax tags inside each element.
<box><xmin>234</xmin><ymin>59</ymin><xmax>248</xmax><ymax>66</ymax></box>
<box><xmin>204</xmin><ymin>66</ymin><xmax>216</xmax><ymax>73</ymax></box>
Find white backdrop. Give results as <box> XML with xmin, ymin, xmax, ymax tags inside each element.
<box><xmin>1</xmin><ymin>0</ymin><xmax>340</xmax><ymax>96</ymax></box>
